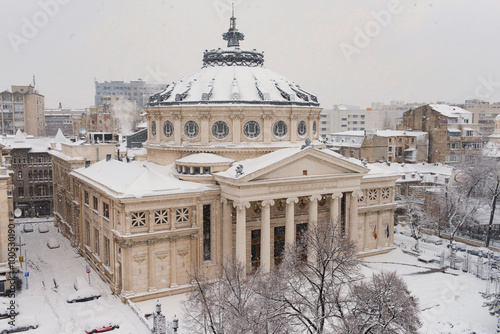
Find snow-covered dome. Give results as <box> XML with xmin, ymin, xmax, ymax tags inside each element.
<box><xmin>148</xmin><ymin>14</ymin><xmax>319</xmax><ymax>107</ymax></box>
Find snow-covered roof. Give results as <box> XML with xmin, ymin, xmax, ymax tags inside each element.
<box><xmin>374</xmin><ymin>130</ymin><xmax>427</xmax><ymax>137</ymax></box>
<box><xmin>147</xmin><ymin>19</ymin><xmax>318</xmax><ymax>108</ymax></box>
<box><xmin>429</xmin><ymin>104</ymin><xmax>471</xmax><ymax>118</ymax></box>
<box><xmin>148</xmin><ymin>64</ymin><xmax>319</xmax><ymax>107</ymax></box>
<box><xmin>0</xmin><ymin>132</ymin><xmax>54</xmax><ymax>152</ymax></box>
<box><xmin>72</xmin><ymin>160</ymin><xmax>211</xmax><ymax>199</ymax></box>
<box><xmin>176</xmin><ymin>153</ymin><xmax>235</xmax><ymax>165</ymax></box>
<box><xmin>370</xmin><ymin>162</ymin><xmax>453</xmax><ymax>184</ymax></box>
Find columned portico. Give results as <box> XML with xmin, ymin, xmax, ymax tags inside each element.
<box><xmin>330</xmin><ymin>192</ymin><xmax>343</xmax><ymax>223</ymax></box>
<box><xmin>260</xmin><ymin>200</ymin><xmax>274</xmax><ymax>273</ymax></box>
<box><xmin>221</xmin><ymin>198</ymin><xmax>232</xmax><ymax>262</ymax></box>
<box><xmin>285</xmin><ymin>197</ymin><xmax>298</xmax><ymax>246</ymax></box>
<box><xmin>234</xmin><ymin>201</ymin><xmax>250</xmax><ymax>274</ymax></box>
<box><xmin>350</xmin><ymin>191</ymin><xmax>363</xmax><ymax>248</ymax></box>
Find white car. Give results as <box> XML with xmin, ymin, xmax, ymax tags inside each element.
<box><xmin>67</xmin><ymin>287</ymin><xmax>101</xmax><ymax>303</ymax></box>
<box><xmin>22</xmin><ymin>225</ymin><xmax>33</xmax><ymax>233</ymax></box>
<box><xmin>0</xmin><ymin>315</ymin><xmax>38</xmax><ymax>333</ymax></box>
<box><xmin>38</xmin><ymin>225</ymin><xmax>49</xmax><ymax>233</ymax></box>
<box><xmin>46</xmin><ymin>238</ymin><xmax>60</xmax><ymax>249</ymax></box>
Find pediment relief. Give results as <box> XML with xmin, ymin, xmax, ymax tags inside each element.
<box><xmin>247</xmin><ymin>150</ymin><xmax>368</xmax><ymax>183</ymax></box>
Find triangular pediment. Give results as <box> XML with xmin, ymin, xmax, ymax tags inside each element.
<box><xmin>216</xmin><ymin>147</ymin><xmax>369</xmax><ymax>184</ymax></box>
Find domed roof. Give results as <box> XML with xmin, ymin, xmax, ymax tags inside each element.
<box><xmin>148</xmin><ymin>14</ymin><xmax>319</xmax><ymax>108</ymax></box>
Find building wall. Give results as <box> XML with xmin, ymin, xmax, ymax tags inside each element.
<box><xmin>10</xmin><ymin>149</ymin><xmax>53</xmax><ymax>217</ymax></box>
<box><xmin>399</xmin><ymin>105</ymin><xmax>481</xmax><ymax>164</ymax></box>
<box><xmin>0</xmin><ymin>86</ymin><xmax>45</xmax><ymax>136</ymax></box>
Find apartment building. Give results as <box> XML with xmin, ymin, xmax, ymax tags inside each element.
<box><xmin>398</xmin><ymin>104</ymin><xmax>482</xmax><ymax>164</ymax></box>
<box><xmin>0</xmin><ymin>85</ymin><xmax>45</xmax><ymax>136</ymax></box>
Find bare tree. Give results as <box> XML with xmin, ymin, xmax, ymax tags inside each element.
<box><xmin>183</xmin><ymin>220</ymin><xmax>421</xmax><ymax>334</ymax></box>
<box><xmin>182</xmin><ymin>258</ymin><xmax>289</xmax><ymax>334</ymax></box>
<box><xmin>398</xmin><ymin>195</ymin><xmax>428</xmax><ymax>252</ymax></box>
<box><xmin>455</xmin><ymin>156</ymin><xmax>500</xmax><ymax>247</ymax></box>
<box><xmin>269</xmin><ymin>220</ymin><xmax>360</xmax><ymax>333</ymax></box>
<box><xmin>344</xmin><ymin>271</ymin><xmax>421</xmax><ymax>334</ymax></box>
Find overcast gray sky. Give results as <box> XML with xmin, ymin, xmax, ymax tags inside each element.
<box><xmin>1</xmin><ymin>0</ymin><xmax>500</xmax><ymax>109</ymax></box>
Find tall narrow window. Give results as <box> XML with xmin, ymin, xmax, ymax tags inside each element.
<box><xmin>94</xmin><ymin>228</ymin><xmax>100</xmax><ymax>255</ymax></box>
<box><xmin>104</xmin><ymin>237</ymin><xmax>110</xmax><ymax>266</ymax></box>
<box><xmin>93</xmin><ymin>196</ymin><xmax>98</xmax><ymax>211</ymax></box>
<box><xmin>103</xmin><ymin>202</ymin><xmax>109</xmax><ymax>219</ymax></box>
<box><xmin>203</xmin><ymin>204</ymin><xmax>211</xmax><ymax>261</ymax></box>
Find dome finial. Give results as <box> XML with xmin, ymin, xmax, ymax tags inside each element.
<box><xmin>222</xmin><ymin>4</ymin><xmax>244</xmax><ymax>47</ymax></box>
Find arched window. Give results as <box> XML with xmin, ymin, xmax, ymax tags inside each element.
<box><xmin>38</xmin><ymin>171</ymin><xmax>43</xmax><ymax>179</ymax></box>
<box><xmin>28</xmin><ymin>171</ymin><xmax>32</xmax><ymax>180</ymax></box>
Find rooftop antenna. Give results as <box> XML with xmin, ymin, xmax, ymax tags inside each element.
<box><xmin>32</xmin><ymin>75</ymin><xmax>35</xmax><ymax>88</ymax></box>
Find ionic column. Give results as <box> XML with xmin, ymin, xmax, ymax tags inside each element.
<box><xmin>148</xmin><ymin>240</ymin><xmax>156</xmax><ymax>292</ymax></box>
<box><xmin>308</xmin><ymin>195</ymin><xmax>322</xmax><ymax>264</ymax></box>
<box><xmin>221</xmin><ymin>198</ymin><xmax>232</xmax><ymax>262</ymax></box>
<box><xmin>308</xmin><ymin>195</ymin><xmax>322</xmax><ymax>227</ymax></box>
<box><xmin>234</xmin><ymin>201</ymin><xmax>250</xmax><ymax>274</ymax></box>
<box><xmin>350</xmin><ymin>191</ymin><xmax>363</xmax><ymax>248</ymax></box>
<box><xmin>330</xmin><ymin>192</ymin><xmax>343</xmax><ymax>224</ymax></box>
<box><xmin>285</xmin><ymin>197</ymin><xmax>298</xmax><ymax>247</ymax></box>
<box><xmin>260</xmin><ymin>200</ymin><xmax>275</xmax><ymax>273</ymax></box>
<box><xmin>170</xmin><ymin>237</ymin><xmax>178</xmax><ymax>288</ymax></box>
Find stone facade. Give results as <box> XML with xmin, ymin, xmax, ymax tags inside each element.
<box><xmin>0</xmin><ymin>143</ymin><xmax>15</xmax><ymax>295</ymax></box>
<box><xmin>52</xmin><ymin>16</ymin><xmax>399</xmax><ymax>303</ymax></box>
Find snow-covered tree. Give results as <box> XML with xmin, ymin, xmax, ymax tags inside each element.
<box><xmin>270</xmin><ymin>219</ymin><xmax>360</xmax><ymax>333</ymax></box>
<box><xmin>182</xmin><ymin>258</ymin><xmax>289</xmax><ymax>334</ymax></box>
<box><xmin>183</xmin><ymin>220</ymin><xmax>421</xmax><ymax>334</ymax></box>
<box><xmin>344</xmin><ymin>271</ymin><xmax>421</xmax><ymax>334</ymax></box>
<box><xmin>454</xmin><ymin>156</ymin><xmax>500</xmax><ymax>247</ymax></box>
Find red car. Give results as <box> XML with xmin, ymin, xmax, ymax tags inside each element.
<box><xmin>85</xmin><ymin>322</ymin><xmax>119</xmax><ymax>333</ymax></box>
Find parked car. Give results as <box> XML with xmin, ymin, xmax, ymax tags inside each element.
<box><xmin>422</xmin><ymin>235</ymin><xmax>443</xmax><ymax>245</ymax></box>
<box><xmin>22</xmin><ymin>224</ymin><xmax>33</xmax><ymax>233</ymax></box>
<box><xmin>447</xmin><ymin>242</ymin><xmax>467</xmax><ymax>252</ymax></box>
<box><xmin>0</xmin><ymin>304</ymin><xmax>18</xmax><ymax>320</ymax></box>
<box><xmin>85</xmin><ymin>322</ymin><xmax>119</xmax><ymax>333</ymax></box>
<box><xmin>46</xmin><ymin>237</ymin><xmax>60</xmax><ymax>249</ymax></box>
<box><xmin>0</xmin><ymin>315</ymin><xmax>38</xmax><ymax>333</ymax></box>
<box><xmin>38</xmin><ymin>224</ymin><xmax>49</xmax><ymax>233</ymax></box>
<box><xmin>67</xmin><ymin>287</ymin><xmax>101</xmax><ymax>303</ymax></box>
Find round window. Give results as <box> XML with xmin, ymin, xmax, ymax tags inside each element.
<box><xmin>297</xmin><ymin>120</ymin><xmax>307</xmax><ymax>137</ymax></box>
<box><xmin>273</xmin><ymin>120</ymin><xmax>288</xmax><ymax>138</ymax></box>
<box><xmin>163</xmin><ymin>120</ymin><xmax>174</xmax><ymax>138</ymax></box>
<box><xmin>151</xmin><ymin>121</ymin><xmax>156</xmax><ymax>137</ymax></box>
<box><xmin>184</xmin><ymin>121</ymin><xmax>199</xmax><ymax>138</ymax></box>
<box><xmin>313</xmin><ymin>121</ymin><xmax>317</xmax><ymax>136</ymax></box>
<box><xmin>243</xmin><ymin>121</ymin><xmax>260</xmax><ymax>139</ymax></box>
<box><xmin>212</xmin><ymin>121</ymin><xmax>229</xmax><ymax>139</ymax></box>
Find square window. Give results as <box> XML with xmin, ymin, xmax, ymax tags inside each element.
<box><xmin>154</xmin><ymin>210</ymin><xmax>168</xmax><ymax>224</ymax></box>
<box><xmin>176</xmin><ymin>208</ymin><xmax>189</xmax><ymax>223</ymax></box>
<box><xmin>131</xmin><ymin>212</ymin><xmax>146</xmax><ymax>227</ymax></box>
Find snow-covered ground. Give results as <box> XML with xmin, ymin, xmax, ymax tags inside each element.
<box><xmin>2</xmin><ymin>218</ymin><xmax>498</xmax><ymax>333</ymax></box>
<box><xmin>0</xmin><ymin>219</ymin><xmax>150</xmax><ymax>334</ymax></box>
